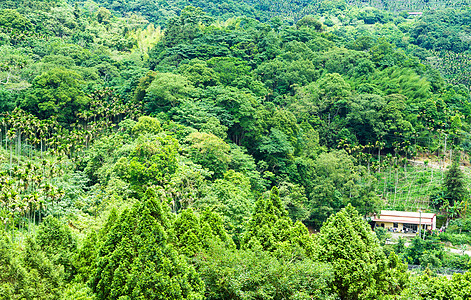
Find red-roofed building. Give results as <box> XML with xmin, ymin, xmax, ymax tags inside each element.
<box><xmin>373</xmin><ymin>210</ymin><xmax>436</xmax><ymax>233</ymax></box>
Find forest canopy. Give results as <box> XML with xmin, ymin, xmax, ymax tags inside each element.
<box><xmin>1</xmin><ymin>0</ymin><xmax>471</xmax><ymax>299</ymax></box>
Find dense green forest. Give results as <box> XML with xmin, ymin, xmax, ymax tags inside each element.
<box><xmin>2</xmin><ymin>0</ymin><xmax>471</xmax><ymax>299</ymax></box>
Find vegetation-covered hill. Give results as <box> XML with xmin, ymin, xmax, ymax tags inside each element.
<box><xmin>69</xmin><ymin>0</ymin><xmax>471</xmax><ymax>24</ymax></box>
<box><xmin>1</xmin><ymin>0</ymin><xmax>471</xmax><ymax>299</ymax></box>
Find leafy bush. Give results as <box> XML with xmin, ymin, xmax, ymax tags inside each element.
<box><xmin>195</xmin><ymin>244</ymin><xmax>335</xmax><ymax>300</ymax></box>
<box><xmin>405</xmin><ymin>235</ymin><xmax>444</xmax><ymax>266</ymax></box>
<box><xmin>36</xmin><ymin>216</ymin><xmax>78</xmax><ymax>281</ymax></box>
<box><xmin>439</xmin><ymin>232</ymin><xmax>471</xmax><ymax>246</ymax></box>
<box><xmin>442</xmin><ymin>252</ymin><xmax>470</xmax><ymax>270</ymax></box>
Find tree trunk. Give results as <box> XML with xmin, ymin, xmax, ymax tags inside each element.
<box><xmin>17</xmin><ymin>130</ymin><xmax>21</xmax><ymax>166</ymax></box>
<box><xmin>378</xmin><ymin>147</ymin><xmax>381</xmax><ymax>173</ymax></box>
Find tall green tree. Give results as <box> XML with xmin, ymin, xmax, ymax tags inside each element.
<box><xmin>195</xmin><ymin>243</ymin><xmax>335</xmax><ymax>300</ymax></box>
<box><xmin>196</xmin><ymin>170</ymin><xmax>255</xmax><ymax>245</ymax></box>
<box><xmin>186</xmin><ymin>131</ymin><xmax>231</xmax><ymax>179</ymax></box>
<box><xmin>314</xmin><ymin>204</ymin><xmax>390</xmax><ymax>300</ymax></box>
<box><xmin>21</xmin><ymin>68</ymin><xmax>89</xmax><ymax>124</ymax></box>
<box><xmin>36</xmin><ymin>216</ymin><xmax>77</xmax><ymax>281</ymax></box>
<box><xmin>305</xmin><ymin>151</ymin><xmax>380</xmax><ymax>229</ymax></box>
<box><xmin>114</xmin><ymin>135</ymin><xmax>180</xmax><ymax>195</ymax></box>
<box><xmin>172</xmin><ymin>208</ymin><xmax>234</xmax><ymax>257</ymax></box>
<box><xmin>242</xmin><ymin>186</ymin><xmax>315</xmax><ymax>258</ymax></box>
<box><xmin>91</xmin><ymin>190</ymin><xmax>204</xmax><ymax>300</ymax></box>
<box><xmin>144</xmin><ymin>72</ymin><xmax>194</xmax><ymax>113</ymax></box>
<box><xmin>444</xmin><ymin>162</ymin><xmax>468</xmax><ymax>207</ymax></box>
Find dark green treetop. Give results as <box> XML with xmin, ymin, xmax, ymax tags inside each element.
<box><xmin>91</xmin><ymin>190</ymin><xmax>204</xmax><ymax>300</ymax></box>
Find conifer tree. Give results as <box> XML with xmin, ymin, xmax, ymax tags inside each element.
<box><xmin>314</xmin><ymin>204</ymin><xmax>389</xmax><ymax>300</ymax></box>
<box><xmin>0</xmin><ymin>235</ymin><xmax>65</xmax><ymax>299</ymax></box>
<box><xmin>173</xmin><ymin>208</ymin><xmax>234</xmax><ymax>257</ymax></box>
<box><xmin>242</xmin><ymin>186</ymin><xmax>315</xmax><ymax>257</ymax></box>
<box><xmin>0</xmin><ymin>237</ymin><xmax>30</xmax><ymax>298</ymax></box>
<box><xmin>36</xmin><ymin>216</ymin><xmax>77</xmax><ymax>281</ymax></box>
<box><xmin>441</xmin><ymin>161</ymin><xmax>469</xmax><ymax>227</ymax></box>
<box><xmin>444</xmin><ymin>162</ymin><xmax>468</xmax><ymax>207</ymax></box>
<box><xmin>74</xmin><ymin>230</ymin><xmax>98</xmax><ymax>284</ymax></box>
<box><xmin>91</xmin><ymin>190</ymin><xmax>204</xmax><ymax>300</ymax></box>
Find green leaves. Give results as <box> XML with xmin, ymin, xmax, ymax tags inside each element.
<box><xmin>36</xmin><ymin>215</ymin><xmax>77</xmax><ymax>281</ymax></box>
<box><xmin>243</xmin><ymin>187</ymin><xmax>315</xmax><ymax>258</ymax></box>
<box><xmin>132</xmin><ymin>116</ymin><xmax>162</xmax><ymax>135</ymax></box>
<box><xmin>186</xmin><ymin>131</ymin><xmax>231</xmax><ymax>179</ymax></box>
<box><xmin>3</xmin><ymin>2</ymin><xmax>471</xmax><ymax>300</ymax></box>
<box><xmin>172</xmin><ymin>208</ymin><xmax>234</xmax><ymax>257</ymax></box>
<box><xmin>0</xmin><ymin>9</ymin><xmax>31</xmax><ymax>31</ymax></box>
<box><xmin>114</xmin><ymin>135</ymin><xmax>179</xmax><ymax>195</ymax></box>
<box><xmin>399</xmin><ymin>271</ymin><xmax>471</xmax><ymax>300</ymax></box>
<box><xmin>195</xmin><ymin>244</ymin><xmax>334</xmax><ymax>300</ymax></box>
<box><xmin>144</xmin><ymin>73</ymin><xmax>194</xmax><ymax>113</ymax></box>
<box><xmin>315</xmin><ymin>204</ymin><xmax>388</xmax><ymax>300</ymax></box>
<box><xmin>303</xmin><ymin>150</ymin><xmax>380</xmax><ymax>228</ymax></box>
<box><xmin>21</xmin><ymin>68</ymin><xmax>89</xmax><ymax>124</ymax></box>
<box><xmin>444</xmin><ymin>162</ymin><xmax>468</xmax><ymax>207</ymax></box>
<box><xmin>0</xmin><ymin>235</ymin><xmax>64</xmax><ymax>300</ymax></box>
<box><xmin>91</xmin><ymin>191</ymin><xmax>204</xmax><ymax>300</ymax></box>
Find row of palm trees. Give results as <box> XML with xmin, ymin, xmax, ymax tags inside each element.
<box><xmin>0</xmin><ymin>160</ymin><xmax>65</xmax><ymax>232</ymax></box>
<box><xmin>1</xmin><ymin>89</ymin><xmax>142</xmax><ymax>158</ymax></box>
<box><xmin>0</xmin><ymin>88</ymin><xmax>142</xmax><ymax>231</ymax></box>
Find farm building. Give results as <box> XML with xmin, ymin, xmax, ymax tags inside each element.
<box><xmin>373</xmin><ymin>210</ymin><xmax>436</xmax><ymax>233</ymax></box>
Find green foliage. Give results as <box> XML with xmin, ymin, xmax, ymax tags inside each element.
<box><xmin>178</xmin><ymin>59</ymin><xmax>219</xmax><ymax>87</ymax></box>
<box><xmin>257</xmin><ymin>128</ymin><xmax>294</xmax><ymax>167</ymax></box>
<box><xmin>132</xmin><ymin>116</ymin><xmax>162</xmax><ymax>135</ymax></box>
<box><xmin>61</xmin><ymin>283</ymin><xmax>96</xmax><ymax>300</ymax></box>
<box><xmin>405</xmin><ymin>235</ymin><xmax>444</xmax><ymax>267</ymax></box>
<box><xmin>375</xmin><ymin>226</ymin><xmax>392</xmax><ymax>246</ymax></box>
<box><xmin>278</xmin><ymin>181</ymin><xmax>310</xmax><ymax>222</ymax></box>
<box><xmin>296</xmin><ymin>15</ymin><xmax>322</xmax><ymax>30</ymax></box>
<box><xmin>36</xmin><ymin>216</ymin><xmax>78</xmax><ymax>281</ymax></box>
<box><xmin>21</xmin><ymin>236</ymin><xmax>64</xmax><ymax>299</ymax></box>
<box><xmin>410</xmin><ymin>9</ymin><xmax>471</xmax><ymax>53</ymax></box>
<box><xmin>186</xmin><ymin>131</ymin><xmax>231</xmax><ymax>178</ymax></box>
<box><xmin>399</xmin><ymin>271</ymin><xmax>471</xmax><ymax>300</ymax></box>
<box><xmin>195</xmin><ymin>244</ymin><xmax>335</xmax><ymax>300</ymax></box>
<box><xmin>439</xmin><ymin>232</ymin><xmax>471</xmax><ymax>247</ymax></box>
<box><xmin>195</xmin><ymin>170</ymin><xmax>254</xmax><ymax>244</ymax></box>
<box><xmin>21</xmin><ymin>68</ymin><xmax>89</xmax><ymax>123</ymax></box>
<box><xmin>2</xmin><ymin>1</ymin><xmax>471</xmax><ymax>298</ymax></box>
<box><xmin>315</xmin><ymin>204</ymin><xmax>391</xmax><ymax>299</ymax></box>
<box><xmin>0</xmin><ymin>237</ymin><xmax>31</xmax><ymax>299</ymax></box>
<box><xmin>144</xmin><ymin>72</ymin><xmax>194</xmax><ymax>113</ymax></box>
<box><xmin>442</xmin><ymin>252</ymin><xmax>471</xmax><ymax>270</ymax></box>
<box><xmin>449</xmin><ymin>217</ymin><xmax>471</xmax><ymax>234</ymax></box>
<box><xmin>305</xmin><ymin>151</ymin><xmax>380</xmax><ymax>228</ymax></box>
<box><xmin>444</xmin><ymin>162</ymin><xmax>468</xmax><ymax>207</ymax></box>
<box><xmin>162</xmin><ymin>6</ymin><xmax>213</xmax><ymax>48</ymax></box>
<box><xmin>206</xmin><ymin>57</ymin><xmax>251</xmax><ymax>86</ymax></box>
<box><xmin>114</xmin><ymin>135</ymin><xmax>180</xmax><ymax>195</ymax></box>
<box><xmin>74</xmin><ymin>230</ymin><xmax>99</xmax><ymax>284</ymax></box>
<box><xmin>0</xmin><ymin>9</ymin><xmax>31</xmax><ymax>31</ymax></box>
<box><xmin>243</xmin><ymin>187</ymin><xmax>315</xmax><ymax>258</ymax></box>
<box><xmin>91</xmin><ymin>190</ymin><xmax>204</xmax><ymax>300</ymax></box>
<box><xmin>172</xmin><ymin>208</ymin><xmax>234</xmax><ymax>256</ymax></box>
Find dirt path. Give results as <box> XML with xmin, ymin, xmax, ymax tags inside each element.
<box><xmin>388</xmin><ymin>233</ymin><xmax>471</xmax><ymax>256</ymax></box>
<box><xmin>408</xmin><ymin>159</ymin><xmax>448</xmax><ymax>170</ymax></box>
<box><xmin>408</xmin><ymin>158</ymin><xmax>470</xmax><ymax>170</ymax></box>
<box><xmin>446</xmin><ymin>247</ymin><xmax>471</xmax><ymax>256</ymax></box>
